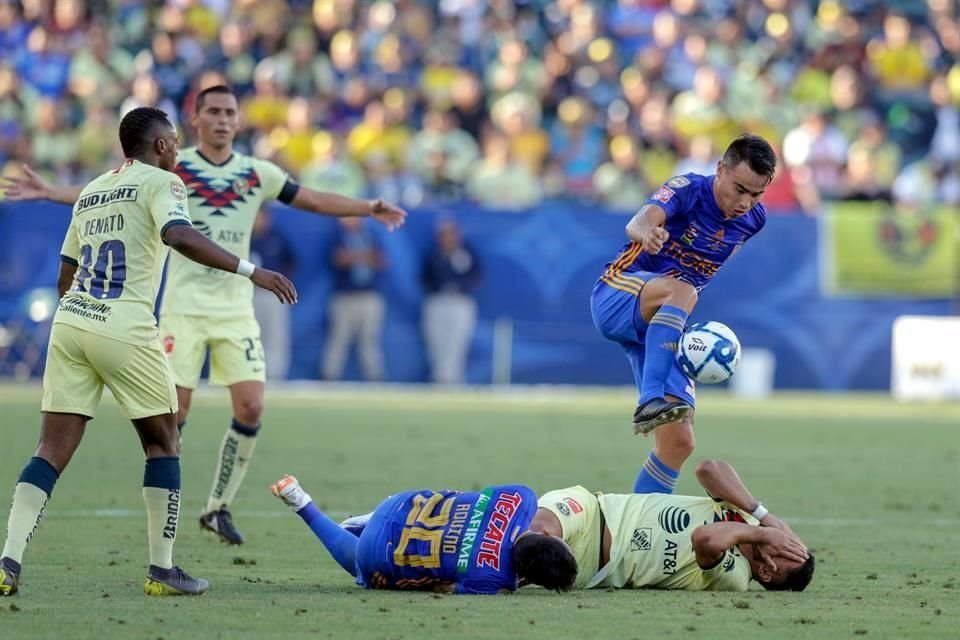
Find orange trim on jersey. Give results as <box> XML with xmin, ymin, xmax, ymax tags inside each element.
<box><xmin>601</xmin><ymin>271</ymin><xmax>648</xmax><ymax>295</ymax></box>
<box><xmin>600</xmin><ymin>276</ymin><xmax>640</xmax><ymax>295</ymax></box>
<box><xmin>602</xmin><ymin>241</ymin><xmax>646</xmax><ymax>296</ymax></box>
<box><xmin>604</xmin><ymin>242</ymin><xmax>641</xmax><ymax>280</ymax></box>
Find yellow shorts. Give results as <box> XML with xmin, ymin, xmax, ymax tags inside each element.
<box><xmin>537</xmin><ymin>486</ymin><xmax>604</xmax><ymax>588</ymax></box>
<box><xmin>41</xmin><ymin>324</ymin><xmax>178</xmax><ymax>420</ymax></box>
<box><xmin>158</xmin><ymin>314</ymin><xmax>265</xmax><ymax>389</ymax></box>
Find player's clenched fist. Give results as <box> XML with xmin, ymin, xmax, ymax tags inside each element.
<box><xmin>252</xmin><ymin>269</ymin><xmax>298</xmax><ymax>305</ymax></box>
<box><xmin>643</xmin><ymin>226</ymin><xmax>670</xmax><ymax>254</ymax></box>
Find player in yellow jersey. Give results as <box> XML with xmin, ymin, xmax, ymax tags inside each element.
<box><xmin>0</xmin><ymin>107</ymin><xmax>297</xmax><ymax>597</ymax></box>
<box><xmin>2</xmin><ymin>85</ymin><xmax>407</xmax><ymax>546</ymax></box>
<box><xmin>530</xmin><ymin>459</ymin><xmax>813</xmax><ymax>592</ymax></box>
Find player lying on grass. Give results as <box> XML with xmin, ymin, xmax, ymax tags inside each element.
<box><xmin>0</xmin><ymin>107</ymin><xmax>297</xmax><ymax>598</ymax></box>
<box><xmin>273</xmin><ymin>459</ymin><xmax>811</xmax><ymax>594</ymax></box>
<box><xmin>271</xmin><ymin>477</ymin><xmax>578</xmax><ymax>594</ymax></box>
<box><xmin>531</xmin><ymin>459</ymin><xmax>813</xmax><ymax>592</ymax></box>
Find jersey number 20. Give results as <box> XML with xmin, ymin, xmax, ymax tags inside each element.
<box><xmin>393</xmin><ymin>493</ymin><xmax>455</xmax><ymax>569</ymax></box>
<box><xmin>76</xmin><ymin>241</ymin><xmax>126</xmax><ymax>299</ymax></box>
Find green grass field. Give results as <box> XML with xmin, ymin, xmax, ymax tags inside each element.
<box><xmin>0</xmin><ymin>386</ymin><xmax>957</xmax><ymax>640</ymax></box>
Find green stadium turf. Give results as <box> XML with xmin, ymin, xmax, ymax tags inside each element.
<box><xmin>0</xmin><ymin>386</ymin><xmax>957</xmax><ymax>640</ymax></box>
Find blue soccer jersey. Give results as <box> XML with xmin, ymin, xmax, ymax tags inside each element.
<box><xmin>600</xmin><ymin>173</ymin><xmax>766</xmax><ymax>293</ymax></box>
<box><xmin>355</xmin><ymin>485</ymin><xmax>537</xmax><ymax>594</ymax></box>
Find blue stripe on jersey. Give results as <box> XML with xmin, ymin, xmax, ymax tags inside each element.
<box><xmin>160</xmin><ymin>219</ymin><xmax>192</xmax><ymax>245</ymax></box>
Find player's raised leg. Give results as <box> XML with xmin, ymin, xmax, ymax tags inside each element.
<box><xmin>134</xmin><ymin>413</ymin><xmax>208</xmax><ymax>596</ymax></box>
<box><xmin>632</xmin><ymin>277</ymin><xmax>697</xmax><ymax>432</ymax></box>
<box><xmin>622</xmin><ymin>341</ymin><xmax>697</xmax><ymax>493</ymax></box>
<box><xmin>200</xmin><ymin>379</ymin><xmax>264</xmax><ymax>545</ymax></box>
<box><xmin>0</xmin><ymin>412</ymin><xmax>85</xmax><ymax>596</ymax></box>
<box><xmin>271</xmin><ymin>475</ymin><xmax>359</xmax><ymax>576</ymax></box>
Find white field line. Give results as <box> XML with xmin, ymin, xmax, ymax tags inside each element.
<box><xmin>1</xmin><ymin>382</ymin><xmax>957</xmax><ymax>422</ymax></box>
<box><xmin>43</xmin><ymin>509</ymin><xmax>960</xmax><ymax>528</ymax></box>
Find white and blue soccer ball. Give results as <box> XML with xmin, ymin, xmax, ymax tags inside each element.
<box><xmin>677</xmin><ymin>321</ymin><xmax>741</xmax><ymax>384</ymax></box>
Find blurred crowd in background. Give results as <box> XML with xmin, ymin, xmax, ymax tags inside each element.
<box><xmin>1</xmin><ymin>0</ymin><xmax>959</xmax><ymax>213</ymax></box>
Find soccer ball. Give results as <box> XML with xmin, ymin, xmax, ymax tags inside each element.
<box><xmin>677</xmin><ymin>321</ymin><xmax>741</xmax><ymax>384</ymax></box>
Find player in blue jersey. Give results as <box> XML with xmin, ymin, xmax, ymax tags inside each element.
<box><xmin>592</xmin><ymin>134</ymin><xmax>776</xmax><ymax>495</ymax></box>
<box><xmin>270</xmin><ymin>475</ymin><xmax>577</xmax><ymax>594</ymax></box>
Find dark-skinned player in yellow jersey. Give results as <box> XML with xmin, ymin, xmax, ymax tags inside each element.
<box><xmin>2</xmin><ymin>85</ymin><xmax>407</xmax><ymax>545</ymax></box>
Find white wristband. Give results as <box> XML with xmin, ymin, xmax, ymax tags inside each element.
<box><xmin>236</xmin><ymin>259</ymin><xmax>256</xmax><ymax>278</ymax></box>
<box><xmin>751</xmin><ymin>503</ymin><xmax>769</xmax><ymax>521</ymax></box>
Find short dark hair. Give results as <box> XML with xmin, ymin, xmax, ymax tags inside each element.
<box><xmin>195</xmin><ymin>84</ymin><xmax>237</xmax><ymax>112</ymax></box>
<box><xmin>118</xmin><ymin>107</ymin><xmax>172</xmax><ymax>157</ymax></box>
<box><xmin>722</xmin><ymin>134</ymin><xmax>777</xmax><ymax>183</ymax></box>
<box><xmin>513</xmin><ymin>533</ymin><xmax>578</xmax><ymax>592</ymax></box>
<box><xmin>759</xmin><ymin>552</ymin><xmax>816</xmax><ymax>592</ymax></box>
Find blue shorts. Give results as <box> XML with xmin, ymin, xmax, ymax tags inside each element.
<box><xmin>354</xmin><ymin>492</ymin><xmax>411</xmax><ymax>588</ymax></box>
<box><xmin>590</xmin><ymin>277</ymin><xmax>696</xmax><ymax>407</ymax></box>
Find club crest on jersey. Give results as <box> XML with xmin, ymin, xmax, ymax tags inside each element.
<box><xmin>667</xmin><ymin>176</ymin><xmax>691</xmax><ymax>188</ymax></box>
<box><xmin>162</xmin><ymin>335</ymin><xmax>175</xmax><ymax>354</ymax></box>
<box><xmin>654</xmin><ymin>185</ymin><xmax>675</xmax><ymax>203</ymax></box>
<box><xmin>232</xmin><ymin>178</ymin><xmax>250</xmax><ymax>196</ymax></box>
<box><xmin>170</xmin><ymin>182</ymin><xmax>186</xmax><ymax>200</ymax></box>
<box><xmin>680</xmin><ymin>224</ymin><xmax>699</xmax><ymax>245</ymax></box>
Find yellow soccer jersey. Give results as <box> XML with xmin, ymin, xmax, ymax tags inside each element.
<box><xmin>55</xmin><ymin>159</ymin><xmax>192</xmax><ymax>345</ymax></box>
<box><xmin>592</xmin><ymin>493</ymin><xmax>754</xmax><ymax>592</ymax></box>
<box><xmin>159</xmin><ymin>147</ymin><xmax>296</xmax><ymax>318</ymax></box>
<box><xmin>537</xmin><ymin>486</ymin><xmax>604</xmax><ymax>588</ymax></box>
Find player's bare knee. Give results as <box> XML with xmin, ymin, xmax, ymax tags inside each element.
<box><xmin>234</xmin><ymin>398</ymin><xmax>264</xmax><ymax>427</ymax></box>
<box><xmin>663</xmin><ymin>280</ymin><xmax>698</xmax><ymax>310</ymax></box>
<box><xmin>641</xmin><ymin>279</ymin><xmax>699</xmax><ymax>319</ymax></box>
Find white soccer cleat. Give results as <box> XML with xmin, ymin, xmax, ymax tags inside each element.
<box><xmin>271</xmin><ymin>474</ymin><xmax>312</xmax><ymax>511</ymax></box>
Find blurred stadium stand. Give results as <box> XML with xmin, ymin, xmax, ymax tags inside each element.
<box><xmin>1</xmin><ymin>0</ymin><xmax>958</xmax><ymax>389</ymax></box>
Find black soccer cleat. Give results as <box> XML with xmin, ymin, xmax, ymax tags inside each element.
<box><xmin>144</xmin><ymin>565</ymin><xmax>209</xmax><ymax>596</ymax></box>
<box><xmin>0</xmin><ymin>557</ymin><xmax>21</xmax><ymax>597</ymax></box>
<box><xmin>199</xmin><ymin>507</ymin><xmax>245</xmax><ymax>545</ymax></box>
<box><xmin>632</xmin><ymin>398</ymin><xmax>692</xmax><ymax>435</ymax></box>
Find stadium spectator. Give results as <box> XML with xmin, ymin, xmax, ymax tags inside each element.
<box><xmin>592</xmin><ymin>134</ymin><xmax>651</xmax><ymax>212</ymax></box>
<box><xmin>251</xmin><ymin>209</ymin><xmax>297</xmax><ymax>381</ymax></box>
<box><xmin>322</xmin><ymin>217</ymin><xmax>387</xmax><ymax>382</ymax></box>
<box><xmin>466</xmin><ymin>131</ymin><xmax>542</xmax><ymax>210</ymax></box>
<box><xmin>67</xmin><ymin>21</ymin><xmax>135</xmax><ymax>109</ymax></box>
<box><xmin>0</xmin><ymin>0</ymin><xmax>955</xmax><ymax>210</ymax></box>
<box><xmin>422</xmin><ymin>218</ymin><xmax>481</xmax><ymax>385</ymax></box>
<box><xmin>300</xmin><ymin>132</ymin><xmax>367</xmax><ymax>198</ymax></box>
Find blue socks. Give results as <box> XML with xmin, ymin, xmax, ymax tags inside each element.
<box><xmin>633</xmin><ymin>451</ymin><xmax>680</xmax><ymax>494</ymax></box>
<box><xmin>144</xmin><ymin>456</ymin><xmax>181</xmax><ymax>490</ymax></box>
<box><xmin>639</xmin><ymin>305</ymin><xmax>688</xmax><ymax>404</ymax></box>
<box><xmin>296</xmin><ymin>502</ymin><xmax>358</xmax><ymax>577</ymax></box>
<box><xmin>142</xmin><ymin>457</ymin><xmax>181</xmax><ymax>569</ymax></box>
<box><xmin>18</xmin><ymin>457</ymin><xmax>60</xmax><ymax>496</ymax></box>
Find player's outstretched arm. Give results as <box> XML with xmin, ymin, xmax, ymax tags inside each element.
<box><xmin>163</xmin><ymin>224</ymin><xmax>298</xmax><ymax>304</ymax></box>
<box><xmin>290</xmin><ymin>187</ymin><xmax>408</xmax><ymax>231</ymax></box>
<box><xmin>625</xmin><ymin>204</ymin><xmax>669</xmax><ymax>254</ymax></box>
<box><xmin>695</xmin><ymin>460</ymin><xmax>802</xmax><ymax>542</ymax></box>
<box><xmin>1</xmin><ymin>165</ymin><xmax>83</xmax><ymax>204</ymax></box>
<box><xmin>692</xmin><ymin>522</ymin><xmax>808</xmax><ymax>571</ymax></box>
